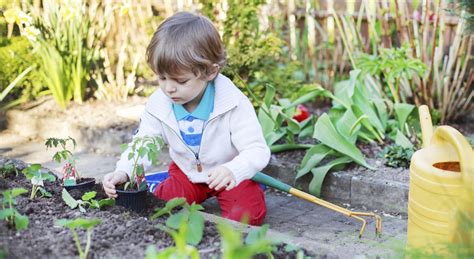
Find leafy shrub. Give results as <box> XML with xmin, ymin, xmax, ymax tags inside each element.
<box><xmin>0</xmin><ymin>36</ymin><xmax>44</xmax><ymax>108</ymax></box>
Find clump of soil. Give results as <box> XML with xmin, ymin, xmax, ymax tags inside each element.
<box><xmin>0</xmin><ymin>158</ymin><xmax>310</xmax><ymax>258</ymax></box>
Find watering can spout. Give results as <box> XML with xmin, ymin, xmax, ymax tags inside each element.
<box><xmin>418</xmin><ymin>105</ymin><xmax>433</xmax><ymax>148</ymax></box>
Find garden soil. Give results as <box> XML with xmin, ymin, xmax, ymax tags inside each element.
<box><xmin>0</xmin><ymin>165</ymin><xmax>306</xmax><ymax>258</ymax></box>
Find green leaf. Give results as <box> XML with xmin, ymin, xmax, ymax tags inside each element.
<box><xmin>0</xmin><ymin>208</ymin><xmax>15</xmax><ymax>219</ymax></box>
<box><xmin>39</xmin><ymin>188</ymin><xmax>52</xmax><ymax>198</ymax></box>
<box><xmin>263</xmin><ymin>84</ymin><xmax>275</xmax><ymax>108</ymax></box>
<box><xmin>98</xmin><ymin>198</ymin><xmax>115</xmax><ymax>208</ymax></box>
<box><xmin>40</xmin><ymin>172</ymin><xmax>56</xmax><ymax>182</ymax></box>
<box><xmin>265</xmin><ymin>130</ymin><xmax>285</xmax><ymax>147</ymax></box>
<box><xmin>166</xmin><ymin>212</ymin><xmax>185</xmax><ymax>230</ymax></box>
<box><xmin>352</xmin><ymin>83</ymin><xmax>385</xmax><ymax>133</ymax></box>
<box><xmin>10</xmin><ymin>188</ymin><xmax>28</xmax><ymax>198</ymax></box>
<box><xmin>245</xmin><ymin>224</ymin><xmax>269</xmax><ymax>245</ymax></box>
<box><xmin>394</xmin><ymin>103</ymin><xmax>415</xmax><ymax>131</ymax></box>
<box><xmin>14</xmin><ymin>213</ymin><xmax>29</xmax><ymax>231</ymax></box>
<box><xmin>336</xmin><ymin>109</ymin><xmax>360</xmax><ymax>144</ymax></box>
<box><xmin>308</xmin><ymin>156</ymin><xmax>352</xmax><ymax>197</ymax></box>
<box><xmin>82</xmin><ymin>191</ymin><xmax>97</xmax><ymax>201</ymax></box>
<box><xmin>296</xmin><ymin>144</ymin><xmax>333</xmax><ymax>180</ymax></box>
<box><xmin>395</xmin><ymin>130</ymin><xmax>413</xmax><ymax>148</ymax></box>
<box><xmin>313</xmin><ymin>114</ymin><xmax>372</xmax><ymax>169</ymax></box>
<box><xmin>186</xmin><ymin>211</ymin><xmax>204</xmax><ymax>245</ymax></box>
<box><xmin>61</xmin><ymin>189</ymin><xmax>78</xmax><ymax>209</ymax></box>
<box><xmin>56</xmin><ymin>218</ymin><xmax>101</xmax><ymax>230</ymax></box>
<box><xmin>151</xmin><ymin>198</ymin><xmax>186</xmax><ymax>220</ymax></box>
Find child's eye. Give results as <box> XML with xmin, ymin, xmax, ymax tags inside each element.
<box><xmin>177</xmin><ymin>80</ymin><xmax>189</xmax><ymax>84</ymax></box>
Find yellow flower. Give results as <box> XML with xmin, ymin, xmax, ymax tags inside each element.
<box><xmin>22</xmin><ymin>26</ymin><xmax>41</xmax><ymax>42</ymax></box>
<box><xmin>3</xmin><ymin>8</ymin><xmax>33</xmax><ymax>26</ymax></box>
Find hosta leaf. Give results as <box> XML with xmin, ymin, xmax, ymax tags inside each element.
<box><xmin>62</xmin><ymin>189</ymin><xmax>78</xmax><ymax>209</ymax></box>
<box><xmin>308</xmin><ymin>156</ymin><xmax>352</xmax><ymax>197</ymax></box>
<box><xmin>186</xmin><ymin>211</ymin><xmax>204</xmax><ymax>245</ymax></box>
<box><xmin>313</xmin><ymin>114</ymin><xmax>372</xmax><ymax>169</ymax></box>
<box><xmin>296</xmin><ymin>144</ymin><xmax>333</xmax><ymax>180</ymax></box>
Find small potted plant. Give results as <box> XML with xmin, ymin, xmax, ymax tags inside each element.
<box><xmin>45</xmin><ymin>137</ymin><xmax>95</xmax><ymax>190</ymax></box>
<box><xmin>116</xmin><ymin>135</ymin><xmax>163</xmax><ymax>212</ymax></box>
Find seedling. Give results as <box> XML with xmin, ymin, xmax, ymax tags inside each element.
<box><xmin>120</xmin><ymin>135</ymin><xmax>164</xmax><ymax>191</ymax></box>
<box><xmin>151</xmin><ymin>198</ymin><xmax>204</xmax><ymax>246</ymax></box>
<box><xmin>55</xmin><ymin>218</ymin><xmax>101</xmax><ymax>259</ymax></box>
<box><xmin>217</xmin><ymin>221</ymin><xmax>275</xmax><ymax>259</ymax></box>
<box><xmin>0</xmin><ymin>161</ymin><xmax>18</xmax><ymax>177</ymax></box>
<box><xmin>45</xmin><ymin>137</ymin><xmax>80</xmax><ymax>186</ymax></box>
<box><xmin>146</xmin><ymin>212</ymin><xmax>199</xmax><ymax>259</ymax></box>
<box><xmin>62</xmin><ymin>189</ymin><xmax>115</xmax><ymax>213</ymax></box>
<box><xmin>22</xmin><ymin>164</ymin><xmax>56</xmax><ymax>200</ymax></box>
<box><xmin>0</xmin><ymin>188</ymin><xmax>29</xmax><ymax>231</ymax></box>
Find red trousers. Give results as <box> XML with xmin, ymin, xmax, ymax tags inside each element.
<box><xmin>154</xmin><ymin>161</ymin><xmax>266</xmax><ymax>225</ymax></box>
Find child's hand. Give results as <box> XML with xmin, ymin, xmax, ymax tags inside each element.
<box><xmin>102</xmin><ymin>171</ymin><xmax>129</xmax><ymax>198</ymax></box>
<box><xmin>207</xmin><ymin>166</ymin><xmax>236</xmax><ymax>191</ymax></box>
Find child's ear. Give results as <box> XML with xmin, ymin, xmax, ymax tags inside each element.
<box><xmin>206</xmin><ymin>64</ymin><xmax>220</xmax><ymax>81</ymax></box>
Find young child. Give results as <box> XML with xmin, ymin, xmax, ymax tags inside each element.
<box><xmin>102</xmin><ymin>12</ymin><xmax>270</xmax><ymax>225</ymax></box>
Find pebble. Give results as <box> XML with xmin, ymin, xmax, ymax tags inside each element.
<box><xmin>126</xmin><ymin>221</ymin><xmax>133</xmax><ymax>227</ymax></box>
<box><xmin>47</xmin><ymin>210</ymin><xmax>53</xmax><ymax>214</ymax></box>
<box><xmin>35</xmin><ymin>220</ymin><xmax>40</xmax><ymax>225</ymax></box>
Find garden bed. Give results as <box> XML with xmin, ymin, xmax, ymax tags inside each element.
<box><xmin>0</xmin><ymin>158</ymin><xmax>309</xmax><ymax>258</ymax></box>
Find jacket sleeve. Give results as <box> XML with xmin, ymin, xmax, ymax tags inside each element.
<box><xmin>115</xmin><ymin>109</ymin><xmax>165</xmax><ymax>179</ymax></box>
<box><xmin>222</xmin><ymin>98</ymin><xmax>271</xmax><ymax>184</ymax></box>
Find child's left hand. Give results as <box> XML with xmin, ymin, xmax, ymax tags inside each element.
<box><xmin>207</xmin><ymin>166</ymin><xmax>236</xmax><ymax>191</ymax></box>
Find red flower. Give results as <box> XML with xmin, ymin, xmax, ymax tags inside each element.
<box><xmin>292</xmin><ymin>104</ymin><xmax>310</xmax><ymax>122</ymax></box>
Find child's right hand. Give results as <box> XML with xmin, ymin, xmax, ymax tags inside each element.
<box><xmin>102</xmin><ymin>171</ymin><xmax>129</xmax><ymax>198</ymax></box>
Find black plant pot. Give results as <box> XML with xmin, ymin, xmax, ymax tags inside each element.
<box><xmin>63</xmin><ymin>177</ymin><xmax>96</xmax><ymax>191</ymax></box>
<box><xmin>116</xmin><ymin>188</ymin><xmax>148</xmax><ymax>213</ymax></box>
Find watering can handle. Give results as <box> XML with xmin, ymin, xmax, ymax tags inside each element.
<box><xmin>431</xmin><ymin>126</ymin><xmax>474</xmax><ymax>189</ymax></box>
<box><xmin>418</xmin><ymin>105</ymin><xmax>433</xmax><ymax>148</ymax></box>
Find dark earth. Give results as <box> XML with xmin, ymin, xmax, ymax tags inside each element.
<box><xmin>0</xmin><ymin>159</ymin><xmax>310</xmax><ymax>259</ymax></box>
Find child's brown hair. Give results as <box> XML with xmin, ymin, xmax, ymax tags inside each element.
<box><xmin>146</xmin><ymin>12</ymin><xmax>226</xmax><ymax>79</ymax></box>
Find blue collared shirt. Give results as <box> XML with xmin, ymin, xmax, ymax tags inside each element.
<box><xmin>172</xmin><ymin>82</ymin><xmax>215</xmax><ymax>153</ymax></box>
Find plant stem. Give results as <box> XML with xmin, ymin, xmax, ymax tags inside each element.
<box><xmin>84</xmin><ymin>229</ymin><xmax>92</xmax><ymax>259</ymax></box>
<box><xmin>72</xmin><ymin>229</ymin><xmax>85</xmax><ymax>259</ymax></box>
<box><xmin>30</xmin><ymin>186</ymin><xmax>38</xmax><ymax>200</ymax></box>
<box><xmin>270</xmin><ymin>144</ymin><xmax>313</xmax><ymax>153</ymax></box>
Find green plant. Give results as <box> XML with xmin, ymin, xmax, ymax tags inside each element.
<box><xmin>382</xmin><ymin>144</ymin><xmax>415</xmax><ymax>168</ymax></box>
<box><xmin>151</xmin><ymin>198</ymin><xmax>205</xmax><ymax>246</ymax></box>
<box><xmin>22</xmin><ymin>163</ymin><xmax>55</xmax><ymax>200</ymax></box>
<box><xmin>357</xmin><ymin>45</ymin><xmax>427</xmax><ymax>104</ymax></box>
<box><xmin>0</xmin><ymin>188</ymin><xmax>29</xmax><ymax>231</ymax></box>
<box><xmin>0</xmin><ymin>36</ymin><xmax>44</xmax><ymax>110</ymax></box>
<box><xmin>257</xmin><ymin>84</ymin><xmax>322</xmax><ymax>153</ymax></box>
<box><xmin>217</xmin><ymin>221</ymin><xmax>274</xmax><ymax>259</ymax></box>
<box><xmin>55</xmin><ymin>218</ymin><xmax>102</xmax><ymax>259</ymax></box>
<box><xmin>45</xmin><ymin>137</ymin><xmax>80</xmax><ymax>185</ymax></box>
<box><xmin>0</xmin><ymin>161</ymin><xmax>18</xmax><ymax>177</ymax></box>
<box><xmin>12</xmin><ymin>0</ymin><xmax>103</xmax><ymax>109</ymax></box>
<box><xmin>120</xmin><ymin>135</ymin><xmax>164</xmax><ymax>191</ymax></box>
<box><xmin>62</xmin><ymin>189</ymin><xmax>115</xmax><ymax>213</ymax></box>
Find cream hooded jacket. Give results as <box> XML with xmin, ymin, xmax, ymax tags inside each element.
<box><xmin>115</xmin><ymin>74</ymin><xmax>271</xmax><ymax>185</ymax></box>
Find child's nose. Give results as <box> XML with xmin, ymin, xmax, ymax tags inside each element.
<box><xmin>164</xmin><ymin>83</ymin><xmax>177</xmax><ymax>93</ymax></box>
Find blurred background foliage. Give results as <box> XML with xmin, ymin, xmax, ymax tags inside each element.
<box><xmin>0</xmin><ymin>0</ymin><xmax>472</xmax><ymax>123</ymax></box>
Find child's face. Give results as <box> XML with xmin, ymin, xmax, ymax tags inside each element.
<box><xmin>158</xmin><ymin>70</ymin><xmax>216</xmax><ymax>108</ymax></box>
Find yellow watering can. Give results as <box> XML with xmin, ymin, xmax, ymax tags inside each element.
<box><xmin>407</xmin><ymin>105</ymin><xmax>473</xmax><ymax>254</ymax></box>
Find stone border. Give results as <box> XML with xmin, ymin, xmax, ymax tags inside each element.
<box><xmin>263</xmin><ymin>157</ymin><xmax>409</xmax><ymax>214</ymax></box>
